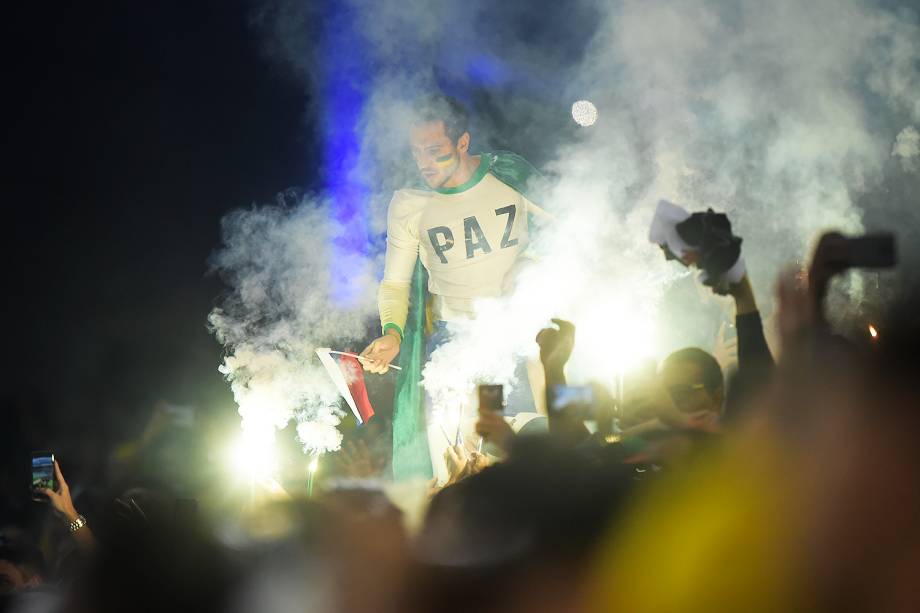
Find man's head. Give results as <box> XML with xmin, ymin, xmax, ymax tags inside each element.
<box><xmin>660</xmin><ymin>347</ymin><xmax>724</xmax><ymax>415</ymax></box>
<box><xmin>0</xmin><ymin>544</ymin><xmax>44</xmax><ymax>594</ymax></box>
<box><xmin>409</xmin><ymin>94</ymin><xmax>471</xmax><ymax>189</ymax></box>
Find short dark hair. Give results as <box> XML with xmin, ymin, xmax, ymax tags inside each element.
<box><xmin>662</xmin><ymin>347</ymin><xmax>724</xmax><ymax>393</ymax></box>
<box><xmin>411</xmin><ymin>94</ymin><xmax>470</xmax><ymax>143</ymax></box>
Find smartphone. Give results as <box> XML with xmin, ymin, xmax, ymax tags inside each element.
<box><xmin>837</xmin><ymin>234</ymin><xmax>897</xmax><ymax>269</ymax></box>
<box><xmin>478</xmin><ymin>384</ymin><xmax>504</xmax><ymax>413</ymax></box>
<box><xmin>551</xmin><ymin>385</ymin><xmax>595</xmax><ymax>414</ymax></box>
<box><xmin>31</xmin><ymin>451</ymin><xmax>55</xmax><ymax>501</ymax></box>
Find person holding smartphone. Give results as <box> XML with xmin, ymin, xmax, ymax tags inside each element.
<box><xmin>474</xmin><ymin>384</ymin><xmax>519</xmax><ymax>455</ymax></box>
<box><xmin>33</xmin><ymin>458</ymin><xmax>95</xmax><ymax>553</ymax></box>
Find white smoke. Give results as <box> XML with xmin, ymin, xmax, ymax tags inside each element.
<box><xmin>420</xmin><ymin>0</ymin><xmax>920</xmax><ymax>407</ymax></box>
<box><xmin>221</xmin><ymin>0</ymin><xmax>920</xmax><ymax>455</ymax></box>
<box><xmin>892</xmin><ymin>126</ymin><xmax>920</xmax><ymax>172</ymax></box>
<box><xmin>209</xmin><ymin>200</ymin><xmax>379</xmax><ymax>457</ymax></box>
<box><xmin>421</xmin><ymin>123</ymin><xmax>680</xmax><ymax>411</ymax></box>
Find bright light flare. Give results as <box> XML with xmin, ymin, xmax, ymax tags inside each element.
<box><xmin>868</xmin><ymin>324</ymin><xmax>879</xmax><ymax>339</ymax></box>
<box><xmin>225</xmin><ymin>430</ymin><xmax>278</xmax><ymax>483</ymax></box>
<box><xmin>571</xmin><ymin>100</ymin><xmax>598</xmax><ymax>127</ymax></box>
<box><xmin>570</xmin><ymin>299</ymin><xmax>658</xmax><ymax>383</ymax></box>
<box><xmin>307</xmin><ymin>454</ymin><xmax>320</xmax><ymax>498</ymax></box>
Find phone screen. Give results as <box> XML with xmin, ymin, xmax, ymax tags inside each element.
<box><xmin>551</xmin><ymin>385</ymin><xmax>595</xmax><ymax>413</ymax></box>
<box><xmin>843</xmin><ymin>234</ymin><xmax>896</xmax><ymax>269</ymax></box>
<box><xmin>31</xmin><ymin>451</ymin><xmax>55</xmax><ymax>498</ymax></box>
<box><xmin>478</xmin><ymin>384</ymin><xmax>504</xmax><ymax>413</ymax></box>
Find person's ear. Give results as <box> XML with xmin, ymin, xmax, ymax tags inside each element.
<box><xmin>456</xmin><ymin>132</ymin><xmax>471</xmax><ymax>154</ymax></box>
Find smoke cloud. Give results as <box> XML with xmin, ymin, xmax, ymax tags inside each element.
<box><xmin>209</xmin><ymin>199</ymin><xmax>379</xmax><ymax>455</ymax></box>
<box><xmin>893</xmin><ymin>126</ymin><xmax>920</xmax><ymax>172</ymax></box>
<box><xmin>213</xmin><ymin>0</ymin><xmax>920</xmax><ymax>457</ymax></box>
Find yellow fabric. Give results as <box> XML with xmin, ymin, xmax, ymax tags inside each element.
<box><xmin>587</xmin><ymin>439</ymin><xmax>807</xmax><ymax>613</ymax></box>
<box><xmin>378</xmin><ymin>171</ymin><xmax>550</xmax><ymax>331</ymax></box>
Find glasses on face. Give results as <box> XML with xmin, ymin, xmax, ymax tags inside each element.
<box><xmin>666</xmin><ymin>383</ymin><xmax>707</xmax><ymax>405</ymax></box>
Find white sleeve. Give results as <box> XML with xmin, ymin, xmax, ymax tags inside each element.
<box><xmin>378</xmin><ymin>192</ymin><xmax>420</xmax><ymax>334</ymax></box>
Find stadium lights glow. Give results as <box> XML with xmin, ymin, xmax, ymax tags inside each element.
<box><xmin>572</xmin><ymin>100</ymin><xmax>598</xmax><ymax>127</ymax></box>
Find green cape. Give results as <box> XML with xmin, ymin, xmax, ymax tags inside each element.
<box><xmin>390</xmin><ymin>151</ymin><xmax>547</xmax><ymax>480</ymax></box>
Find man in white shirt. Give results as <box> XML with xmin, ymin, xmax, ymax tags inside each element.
<box><xmin>359</xmin><ymin>94</ymin><xmax>549</xmax><ymax>479</ymax></box>
<box><xmin>360</xmin><ymin>95</ymin><xmax>549</xmax><ymax>371</ymax></box>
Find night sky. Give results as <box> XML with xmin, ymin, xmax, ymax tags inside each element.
<box><xmin>4</xmin><ymin>2</ymin><xmax>311</xmax><ymax>450</ymax></box>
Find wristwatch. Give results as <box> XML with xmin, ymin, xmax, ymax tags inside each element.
<box><xmin>68</xmin><ymin>514</ymin><xmax>87</xmax><ymax>533</ymax></box>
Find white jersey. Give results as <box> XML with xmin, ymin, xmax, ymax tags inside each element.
<box><xmin>378</xmin><ymin>155</ymin><xmax>550</xmax><ymax>330</ymax></box>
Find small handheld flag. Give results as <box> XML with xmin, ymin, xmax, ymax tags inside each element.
<box><xmin>315</xmin><ymin>348</ymin><xmax>376</xmax><ymax>424</ymax></box>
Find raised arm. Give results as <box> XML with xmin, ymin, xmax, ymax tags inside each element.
<box><xmin>37</xmin><ymin>461</ymin><xmax>96</xmax><ymax>553</ymax></box>
<box><xmin>723</xmin><ymin>274</ymin><xmax>775</xmax><ymax>422</ymax></box>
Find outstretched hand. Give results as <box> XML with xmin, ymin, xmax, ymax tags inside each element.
<box><xmin>536</xmin><ymin>318</ymin><xmax>575</xmax><ymax>376</ymax></box>
<box><xmin>36</xmin><ymin>460</ymin><xmax>95</xmax><ymax>551</ymax></box>
<box><xmin>443</xmin><ymin>443</ymin><xmax>491</xmax><ymax>486</ymax></box>
<box><xmin>808</xmin><ymin>232</ymin><xmax>849</xmax><ymax>306</ymax></box>
<box><xmin>775</xmin><ymin>232</ymin><xmax>846</xmax><ymax>356</ymax></box>
<box><xmin>36</xmin><ymin>461</ymin><xmax>79</xmax><ymax>523</ymax></box>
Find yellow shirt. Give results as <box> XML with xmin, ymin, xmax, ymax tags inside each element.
<box><xmin>379</xmin><ymin>158</ymin><xmax>550</xmax><ymax>332</ymax></box>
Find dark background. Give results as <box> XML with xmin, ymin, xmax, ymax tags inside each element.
<box><xmin>3</xmin><ymin>1</ymin><xmax>312</xmax><ymax>488</ymax></box>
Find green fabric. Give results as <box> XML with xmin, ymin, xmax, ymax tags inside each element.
<box><xmin>407</xmin><ymin>150</ymin><xmax>545</xmax><ymax>198</ymax></box>
<box><xmin>391</xmin><ymin>258</ymin><xmax>433</xmax><ymax>480</ymax></box>
<box><xmin>486</xmin><ymin>150</ymin><xmax>549</xmax><ymax>204</ymax></box>
<box><xmin>434</xmin><ymin>154</ymin><xmax>490</xmax><ymax>195</ymax></box>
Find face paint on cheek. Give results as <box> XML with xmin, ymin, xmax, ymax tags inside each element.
<box><xmin>434</xmin><ymin>153</ymin><xmax>455</xmax><ymax>169</ymax></box>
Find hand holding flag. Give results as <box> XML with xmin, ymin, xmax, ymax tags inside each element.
<box><xmin>359</xmin><ymin>330</ymin><xmax>402</xmax><ymax>374</ymax></box>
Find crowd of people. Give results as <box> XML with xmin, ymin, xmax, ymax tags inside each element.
<box><xmin>2</xmin><ymin>229</ymin><xmax>919</xmax><ymax>613</ymax></box>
